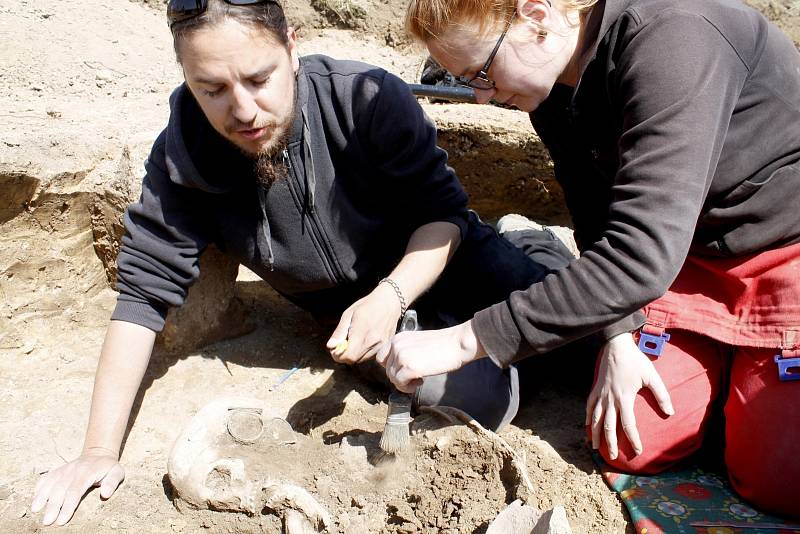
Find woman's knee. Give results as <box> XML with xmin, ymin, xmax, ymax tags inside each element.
<box><xmin>595</xmin><ymin>389</ymin><xmax>712</xmax><ymax>475</ymax></box>
<box><xmin>594</xmin><ymin>331</ymin><xmax>728</xmax><ymax>474</ymax></box>
<box><xmin>725</xmin><ymin>346</ymin><xmax>800</xmax><ymax>518</ymax></box>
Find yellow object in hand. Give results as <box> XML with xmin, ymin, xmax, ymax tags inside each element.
<box><xmin>332</xmin><ymin>339</ymin><xmax>349</xmax><ymax>356</ymax></box>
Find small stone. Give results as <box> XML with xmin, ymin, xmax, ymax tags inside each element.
<box><xmin>487</xmin><ymin>500</ymin><xmax>541</xmax><ymax>534</ymax></box>
<box><xmin>443</xmin><ymin>502</ymin><xmax>457</xmax><ymax>517</ymax></box>
<box><xmin>336</xmin><ymin>511</ymin><xmax>351</xmax><ymax>529</ymax></box>
<box><xmin>462</xmin><ymin>467</ymin><xmax>480</xmax><ymax>478</ymax></box>
<box><xmin>351</xmin><ymin>495</ymin><xmax>367</xmax><ymax>509</ymax></box>
<box><xmin>95</xmin><ymin>70</ymin><xmax>114</xmax><ymax>82</ymax></box>
<box><xmin>533</xmin><ymin>506</ymin><xmax>572</xmax><ymax>534</ymax></box>
<box><xmin>387</xmin><ymin>500</ymin><xmax>417</xmax><ymax>525</ymax></box>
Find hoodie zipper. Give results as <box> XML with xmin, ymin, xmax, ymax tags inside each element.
<box><xmin>283</xmin><ymin>148</ymin><xmax>346</xmax><ymax>284</ymax></box>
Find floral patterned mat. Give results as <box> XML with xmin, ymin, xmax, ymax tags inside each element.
<box><xmin>594</xmin><ymin>454</ymin><xmax>800</xmax><ymax>533</ymax></box>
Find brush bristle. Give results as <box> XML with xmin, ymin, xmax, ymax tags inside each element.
<box><xmin>380</xmin><ymin>390</ymin><xmax>412</xmax><ymax>453</ymax></box>
<box><xmin>379</xmin><ymin>421</ymin><xmax>410</xmax><ymax>454</ymax></box>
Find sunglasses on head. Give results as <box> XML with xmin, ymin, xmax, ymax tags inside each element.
<box><xmin>167</xmin><ymin>0</ymin><xmax>280</xmax><ymax>27</ymax></box>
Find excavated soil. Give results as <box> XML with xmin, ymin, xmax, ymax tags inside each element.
<box><xmin>168</xmin><ymin>407</ymin><xmax>531</xmax><ymax>533</ymax></box>
<box><xmin>1</xmin><ymin>0</ymin><xmax>797</xmax><ymax>533</ymax></box>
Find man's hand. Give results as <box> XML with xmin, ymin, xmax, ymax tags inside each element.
<box><xmin>326</xmin><ymin>283</ymin><xmax>403</xmax><ymax>364</ymax></box>
<box><xmin>31</xmin><ymin>448</ymin><xmax>124</xmax><ymax>526</ymax></box>
<box><xmin>586</xmin><ymin>333</ymin><xmax>674</xmax><ymax>460</ymax></box>
<box><xmin>376</xmin><ymin>321</ymin><xmax>484</xmax><ymax>393</ymax></box>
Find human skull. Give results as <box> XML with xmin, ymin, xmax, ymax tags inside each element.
<box><xmin>167</xmin><ymin>397</ymin><xmax>331</xmax><ymax>532</ymax></box>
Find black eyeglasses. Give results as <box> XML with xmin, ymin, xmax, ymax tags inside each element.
<box><xmin>167</xmin><ymin>0</ymin><xmax>279</xmax><ymax>27</ymax></box>
<box><xmin>455</xmin><ymin>10</ymin><xmax>517</xmax><ymax>90</ymax></box>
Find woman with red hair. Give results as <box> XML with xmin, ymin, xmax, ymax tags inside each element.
<box><xmin>379</xmin><ymin>0</ymin><xmax>800</xmax><ymax>517</ymax></box>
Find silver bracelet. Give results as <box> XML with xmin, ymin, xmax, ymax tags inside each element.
<box><xmin>380</xmin><ymin>277</ymin><xmax>407</xmax><ymax>315</ymax></box>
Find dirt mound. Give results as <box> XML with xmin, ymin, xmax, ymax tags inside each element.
<box><xmin>165</xmin><ymin>398</ymin><xmax>536</xmax><ymax>533</ymax></box>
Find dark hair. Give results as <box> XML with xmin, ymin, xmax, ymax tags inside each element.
<box><xmin>171</xmin><ymin>0</ymin><xmax>289</xmax><ymax>63</ymax></box>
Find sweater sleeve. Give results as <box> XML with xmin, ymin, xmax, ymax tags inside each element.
<box><xmin>533</xmin><ymin>97</ymin><xmax>647</xmax><ymax>342</ymax></box>
<box><xmin>111</xmin><ymin>134</ymin><xmax>210</xmax><ymax>331</ymax></box>
<box><xmin>473</xmin><ymin>11</ymin><xmax>750</xmax><ymax>366</ymax></box>
<box><xmin>358</xmin><ymin>71</ymin><xmax>470</xmax><ymax>239</ymax></box>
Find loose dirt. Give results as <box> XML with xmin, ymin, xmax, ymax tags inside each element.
<box><xmin>167</xmin><ymin>400</ymin><xmax>536</xmax><ymax>533</ymax></box>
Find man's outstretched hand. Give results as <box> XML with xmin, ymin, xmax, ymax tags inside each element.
<box><xmin>31</xmin><ymin>448</ymin><xmax>124</xmax><ymax>526</ymax></box>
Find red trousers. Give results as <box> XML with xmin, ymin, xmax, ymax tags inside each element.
<box><xmin>594</xmin><ymin>242</ymin><xmax>800</xmax><ymax>518</ymax></box>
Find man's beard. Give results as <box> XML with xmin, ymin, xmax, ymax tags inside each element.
<box><xmin>254</xmin><ymin>145</ymin><xmax>289</xmax><ymax>188</ymax></box>
<box><xmin>225</xmin><ymin>92</ymin><xmax>296</xmax><ymax>188</ymax></box>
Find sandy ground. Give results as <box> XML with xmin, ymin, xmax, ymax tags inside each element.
<box><xmin>1</xmin><ymin>0</ymin><xmax>797</xmax><ymax>532</ymax></box>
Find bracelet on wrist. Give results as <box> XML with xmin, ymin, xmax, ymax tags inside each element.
<box><xmin>379</xmin><ymin>277</ymin><xmax>407</xmax><ymax>316</ymax></box>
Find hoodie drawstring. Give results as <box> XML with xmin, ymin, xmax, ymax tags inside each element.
<box><xmin>257</xmin><ymin>185</ymin><xmax>275</xmax><ymax>271</ymax></box>
<box><xmin>301</xmin><ymin>106</ymin><xmax>317</xmax><ymax>214</ymax></box>
<box><xmin>255</xmin><ymin>102</ymin><xmax>317</xmax><ymax>273</ymax></box>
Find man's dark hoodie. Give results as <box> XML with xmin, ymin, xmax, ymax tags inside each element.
<box><xmin>112</xmin><ymin>55</ymin><xmax>469</xmax><ymax>331</ymax></box>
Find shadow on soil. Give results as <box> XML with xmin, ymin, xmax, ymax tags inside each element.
<box><xmin>513</xmin><ymin>337</ymin><xmax>601</xmax><ymax>475</ymax></box>
<box><xmin>120</xmin><ymin>278</ymin><xmax>386</xmax><ymax>457</ymax></box>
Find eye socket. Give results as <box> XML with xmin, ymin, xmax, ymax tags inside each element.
<box><xmin>202</xmin><ymin>86</ymin><xmax>224</xmax><ymax>98</ymax></box>
<box><xmin>251</xmin><ymin>75</ymin><xmax>271</xmax><ymax>88</ymax></box>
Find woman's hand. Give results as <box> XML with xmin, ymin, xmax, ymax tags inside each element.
<box><xmin>326</xmin><ymin>283</ymin><xmax>403</xmax><ymax>364</ymax></box>
<box><xmin>30</xmin><ymin>448</ymin><xmax>124</xmax><ymax>526</ymax></box>
<box><xmin>586</xmin><ymin>333</ymin><xmax>674</xmax><ymax>459</ymax></box>
<box><xmin>376</xmin><ymin>321</ymin><xmax>484</xmax><ymax>393</ymax></box>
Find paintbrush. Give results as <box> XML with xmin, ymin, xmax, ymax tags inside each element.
<box><xmin>378</xmin><ymin>310</ymin><xmax>418</xmax><ymax>454</ymax></box>
<box><xmin>379</xmin><ymin>390</ymin><xmax>412</xmax><ymax>453</ymax></box>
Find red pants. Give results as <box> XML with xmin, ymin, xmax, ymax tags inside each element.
<box><xmin>594</xmin><ymin>243</ymin><xmax>800</xmax><ymax>518</ymax></box>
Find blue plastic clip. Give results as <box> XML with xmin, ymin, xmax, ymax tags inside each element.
<box><xmin>774</xmin><ymin>354</ymin><xmax>800</xmax><ymax>382</ymax></box>
<box><xmin>638</xmin><ymin>331</ymin><xmax>671</xmax><ymax>357</ymax></box>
